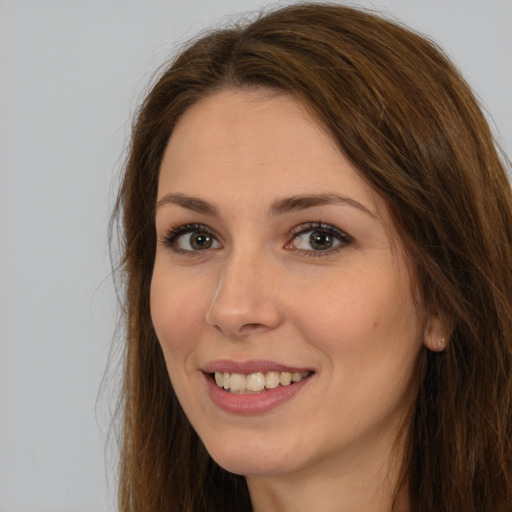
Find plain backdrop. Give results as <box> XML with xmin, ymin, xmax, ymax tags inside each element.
<box><xmin>0</xmin><ymin>1</ymin><xmax>510</xmax><ymax>511</ymax></box>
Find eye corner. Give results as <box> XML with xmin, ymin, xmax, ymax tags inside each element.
<box><xmin>158</xmin><ymin>222</ymin><xmax>222</xmax><ymax>254</ymax></box>
<box><xmin>285</xmin><ymin>221</ymin><xmax>353</xmax><ymax>257</ymax></box>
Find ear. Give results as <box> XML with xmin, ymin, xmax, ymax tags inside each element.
<box><xmin>423</xmin><ymin>315</ymin><xmax>448</xmax><ymax>352</ymax></box>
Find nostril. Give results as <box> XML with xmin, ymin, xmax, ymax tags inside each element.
<box><xmin>240</xmin><ymin>322</ymin><xmax>266</xmax><ymax>333</ymax></box>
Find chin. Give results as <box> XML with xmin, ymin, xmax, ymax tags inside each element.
<box><xmin>201</xmin><ymin>429</ymin><xmax>304</xmax><ymax>477</ymax></box>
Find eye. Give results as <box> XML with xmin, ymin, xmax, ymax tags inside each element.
<box><xmin>286</xmin><ymin>223</ymin><xmax>352</xmax><ymax>255</ymax></box>
<box><xmin>160</xmin><ymin>223</ymin><xmax>221</xmax><ymax>252</ymax></box>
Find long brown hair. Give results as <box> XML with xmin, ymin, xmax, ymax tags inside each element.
<box><xmin>112</xmin><ymin>3</ymin><xmax>512</xmax><ymax>510</ymax></box>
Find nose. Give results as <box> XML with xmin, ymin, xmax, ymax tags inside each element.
<box><xmin>205</xmin><ymin>252</ymin><xmax>283</xmax><ymax>339</ymax></box>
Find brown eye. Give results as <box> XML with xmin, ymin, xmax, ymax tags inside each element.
<box><xmin>309</xmin><ymin>231</ymin><xmax>334</xmax><ymax>250</ymax></box>
<box><xmin>189</xmin><ymin>232</ymin><xmax>214</xmax><ymax>250</ymax></box>
<box><xmin>288</xmin><ymin>223</ymin><xmax>352</xmax><ymax>256</ymax></box>
<box><xmin>163</xmin><ymin>224</ymin><xmax>221</xmax><ymax>252</ymax></box>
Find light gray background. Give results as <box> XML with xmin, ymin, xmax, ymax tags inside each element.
<box><xmin>1</xmin><ymin>1</ymin><xmax>510</xmax><ymax>511</ymax></box>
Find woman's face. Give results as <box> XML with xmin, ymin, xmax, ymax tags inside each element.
<box><xmin>151</xmin><ymin>89</ymin><xmax>440</xmax><ymax>479</ymax></box>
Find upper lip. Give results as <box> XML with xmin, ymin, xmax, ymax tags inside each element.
<box><xmin>202</xmin><ymin>359</ymin><xmax>314</xmax><ymax>375</ymax></box>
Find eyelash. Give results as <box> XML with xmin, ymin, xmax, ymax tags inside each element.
<box><xmin>288</xmin><ymin>222</ymin><xmax>353</xmax><ymax>257</ymax></box>
<box><xmin>159</xmin><ymin>223</ymin><xmax>217</xmax><ymax>254</ymax></box>
<box><xmin>159</xmin><ymin>222</ymin><xmax>353</xmax><ymax>257</ymax></box>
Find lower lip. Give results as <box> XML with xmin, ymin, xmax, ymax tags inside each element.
<box><xmin>204</xmin><ymin>373</ymin><xmax>312</xmax><ymax>415</ymax></box>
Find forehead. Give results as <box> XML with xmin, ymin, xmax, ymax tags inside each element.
<box><xmin>158</xmin><ymin>88</ymin><xmax>381</xmax><ymax>216</ymax></box>
<box><xmin>164</xmin><ymin>89</ymin><xmax>337</xmax><ymax>166</ymax></box>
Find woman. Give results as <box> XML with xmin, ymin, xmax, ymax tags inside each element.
<box><xmin>113</xmin><ymin>3</ymin><xmax>512</xmax><ymax>511</ymax></box>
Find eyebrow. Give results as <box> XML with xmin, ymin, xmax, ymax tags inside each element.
<box><xmin>156</xmin><ymin>192</ymin><xmax>219</xmax><ymax>216</ymax></box>
<box><xmin>268</xmin><ymin>193</ymin><xmax>377</xmax><ymax>218</ymax></box>
<box><xmin>155</xmin><ymin>192</ymin><xmax>376</xmax><ymax>218</ymax></box>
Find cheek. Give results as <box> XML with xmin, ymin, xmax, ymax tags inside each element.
<box><xmin>291</xmin><ymin>268</ymin><xmax>422</xmax><ymax>433</ymax></box>
<box><xmin>150</xmin><ymin>267</ymin><xmax>210</xmax><ymax>355</ymax></box>
<box><xmin>289</xmin><ymin>264</ymin><xmax>422</xmax><ymax>363</ymax></box>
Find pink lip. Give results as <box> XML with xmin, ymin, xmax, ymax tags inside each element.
<box><xmin>201</xmin><ymin>360</ymin><xmax>314</xmax><ymax>415</ymax></box>
<box><xmin>202</xmin><ymin>359</ymin><xmax>312</xmax><ymax>374</ymax></box>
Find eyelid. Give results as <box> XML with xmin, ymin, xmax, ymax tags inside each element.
<box><xmin>158</xmin><ymin>221</ymin><xmax>352</xmax><ymax>257</ymax></box>
<box><xmin>158</xmin><ymin>223</ymin><xmax>222</xmax><ymax>252</ymax></box>
<box><xmin>286</xmin><ymin>222</ymin><xmax>353</xmax><ymax>256</ymax></box>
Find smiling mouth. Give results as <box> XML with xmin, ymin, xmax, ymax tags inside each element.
<box><xmin>212</xmin><ymin>371</ymin><xmax>312</xmax><ymax>394</ymax></box>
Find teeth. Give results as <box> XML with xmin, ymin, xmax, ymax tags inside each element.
<box><xmin>246</xmin><ymin>372</ymin><xmax>265</xmax><ymax>392</ymax></box>
<box><xmin>230</xmin><ymin>373</ymin><xmax>245</xmax><ymax>392</ymax></box>
<box><xmin>265</xmin><ymin>371</ymin><xmax>280</xmax><ymax>389</ymax></box>
<box><xmin>213</xmin><ymin>370</ymin><xmax>310</xmax><ymax>393</ymax></box>
<box><xmin>279</xmin><ymin>371</ymin><xmax>292</xmax><ymax>386</ymax></box>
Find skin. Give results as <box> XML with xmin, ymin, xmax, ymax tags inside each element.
<box><xmin>150</xmin><ymin>88</ymin><xmax>444</xmax><ymax>512</ymax></box>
